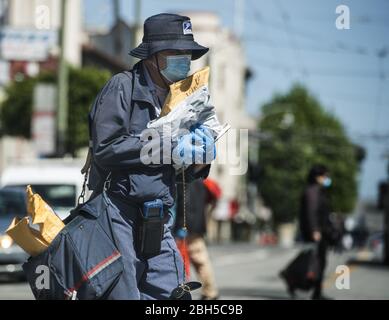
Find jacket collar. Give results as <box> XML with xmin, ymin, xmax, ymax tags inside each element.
<box><xmin>131</xmin><ymin>61</ymin><xmax>157</xmax><ymax>106</ymax></box>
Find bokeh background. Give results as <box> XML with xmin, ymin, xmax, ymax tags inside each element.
<box><xmin>0</xmin><ymin>0</ymin><xmax>388</xmax><ymax>299</ymax></box>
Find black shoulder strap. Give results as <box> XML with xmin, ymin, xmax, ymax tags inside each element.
<box><xmin>121</xmin><ymin>70</ymin><xmax>136</xmax><ymax>121</ymax></box>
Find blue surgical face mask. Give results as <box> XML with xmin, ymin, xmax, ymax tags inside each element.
<box><xmin>322</xmin><ymin>177</ymin><xmax>332</xmax><ymax>188</ymax></box>
<box><xmin>160</xmin><ymin>54</ymin><xmax>191</xmax><ymax>83</ymax></box>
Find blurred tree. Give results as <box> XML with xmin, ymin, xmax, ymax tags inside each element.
<box><xmin>0</xmin><ymin>67</ymin><xmax>111</xmax><ymax>156</ymax></box>
<box><xmin>258</xmin><ymin>85</ymin><xmax>360</xmax><ymax>226</ymax></box>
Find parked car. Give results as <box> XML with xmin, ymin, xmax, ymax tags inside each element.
<box><xmin>0</xmin><ymin>187</ymin><xmax>28</xmax><ymax>278</ymax></box>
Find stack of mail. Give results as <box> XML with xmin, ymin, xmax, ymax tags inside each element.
<box><xmin>147</xmin><ymin>66</ymin><xmax>223</xmax><ymax>144</ymax></box>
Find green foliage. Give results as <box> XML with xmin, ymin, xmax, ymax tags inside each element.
<box><xmin>0</xmin><ymin>76</ymin><xmax>36</xmax><ymax>137</ymax></box>
<box><xmin>0</xmin><ymin>67</ymin><xmax>111</xmax><ymax>155</ymax></box>
<box><xmin>67</xmin><ymin>68</ymin><xmax>111</xmax><ymax>155</ymax></box>
<box><xmin>258</xmin><ymin>85</ymin><xmax>359</xmax><ymax>225</ymax></box>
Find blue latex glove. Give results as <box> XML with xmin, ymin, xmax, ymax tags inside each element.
<box><xmin>195</xmin><ymin>125</ymin><xmax>216</xmax><ymax>163</ymax></box>
<box><xmin>172</xmin><ymin>130</ymin><xmax>204</xmax><ymax>165</ymax></box>
<box><xmin>172</xmin><ymin>125</ymin><xmax>216</xmax><ymax>165</ymax></box>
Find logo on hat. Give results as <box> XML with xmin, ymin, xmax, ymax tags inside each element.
<box><xmin>183</xmin><ymin>20</ymin><xmax>193</xmax><ymax>35</ymax></box>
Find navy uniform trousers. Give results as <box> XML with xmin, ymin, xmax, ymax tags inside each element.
<box><xmin>105</xmin><ymin>193</ymin><xmax>185</xmax><ymax>299</ymax></box>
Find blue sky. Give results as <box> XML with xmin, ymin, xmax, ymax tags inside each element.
<box><xmin>84</xmin><ymin>0</ymin><xmax>389</xmax><ymax>202</ymax></box>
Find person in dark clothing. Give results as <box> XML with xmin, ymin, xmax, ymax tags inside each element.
<box><xmin>300</xmin><ymin>164</ymin><xmax>332</xmax><ymax>299</ymax></box>
<box><xmin>280</xmin><ymin>164</ymin><xmax>333</xmax><ymax>300</ymax></box>
<box><xmin>174</xmin><ymin>179</ymin><xmax>219</xmax><ymax>300</ymax></box>
<box><xmin>86</xmin><ymin>13</ymin><xmax>215</xmax><ymax>299</ymax></box>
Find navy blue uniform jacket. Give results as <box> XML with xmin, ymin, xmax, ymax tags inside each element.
<box><xmin>87</xmin><ymin>62</ymin><xmax>210</xmax><ymax>208</ymax></box>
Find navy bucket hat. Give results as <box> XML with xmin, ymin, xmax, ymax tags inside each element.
<box><xmin>130</xmin><ymin>13</ymin><xmax>209</xmax><ymax>60</ymax></box>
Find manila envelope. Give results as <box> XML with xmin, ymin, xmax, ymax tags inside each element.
<box><xmin>6</xmin><ymin>217</ymin><xmax>49</xmax><ymax>257</ymax></box>
<box><xmin>160</xmin><ymin>66</ymin><xmax>210</xmax><ymax>117</ymax></box>
<box><xmin>26</xmin><ymin>185</ymin><xmax>64</xmax><ymax>243</ymax></box>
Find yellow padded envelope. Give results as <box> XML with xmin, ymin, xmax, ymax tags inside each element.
<box><xmin>26</xmin><ymin>185</ymin><xmax>64</xmax><ymax>244</ymax></box>
<box><xmin>6</xmin><ymin>186</ymin><xmax>65</xmax><ymax>257</ymax></box>
<box><xmin>160</xmin><ymin>66</ymin><xmax>210</xmax><ymax>117</ymax></box>
<box><xmin>6</xmin><ymin>217</ymin><xmax>49</xmax><ymax>257</ymax></box>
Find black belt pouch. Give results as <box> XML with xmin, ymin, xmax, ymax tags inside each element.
<box><xmin>136</xmin><ymin>199</ymin><xmax>164</xmax><ymax>259</ymax></box>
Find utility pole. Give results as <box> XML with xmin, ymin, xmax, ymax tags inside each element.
<box><xmin>130</xmin><ymin>0</ymin><xmax>141</xmax><ymax>67</ymax></box>
<box><xmin>134</xmin><ymin>0</ymin><xmax>141</xmax><ymax>25</ymax></box>
<box><xmin>113</xmin><ymin>0</ymin><xmax>122</xmax><ymax>57</ymax></box>
<box><xmin>113</xmin><ymin>0</ymin><xmax>120</xmax><ymax>20</ymax></box>
<box><xmin>56</xmin><ymin>0</ymin><xmax>68</xmax><ymax>157</ymax></box>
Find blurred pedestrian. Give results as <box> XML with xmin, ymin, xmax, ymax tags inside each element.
<box><xmin>212</xmin><ymin>197</ymin><xmax>230</xmax><ymax>243</ymax></box>
<box><xmin>300</xmin><ymin>164</ymin><xmax>333</xmax><ymax>299</ymax></box>
<box><xmin>174</xmin><ymin>178</ymin><xmax>220</xmax><ymax>300</ymax></box>
<box><xmin>280</xmin><ymin>164</ymin><xmax>333</xmax><ymax>300</ymax></box>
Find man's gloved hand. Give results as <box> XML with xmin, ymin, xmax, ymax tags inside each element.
<box><xmin>172</xmin><ymin>125</ymin><xmax>216</xmax><ymax>165</ymax></box>
<box><xmin>172</xmin><ymin>130</ymin><xmax>204</xmax><ymax>165</ymax></box>
<box><xmin>196</xmin><ymin>125</ymin><xmax>216</xmax><ymax>164</ymax></box>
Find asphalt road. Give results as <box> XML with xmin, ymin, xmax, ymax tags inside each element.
<box><xmin>192</xmin><ymin>243</ymin><xmax>389</xmax><ymax>300</ymax></box>
<box><xmin>0</xmin><ymin>242</ymin><xmax>388</xmax><ymax>300</ymax></box>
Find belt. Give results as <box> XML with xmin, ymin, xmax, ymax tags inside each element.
<box><xmin>106</xmin><ymin>191</ymin><xmax>170</xmax><ymax>223</ymax></box>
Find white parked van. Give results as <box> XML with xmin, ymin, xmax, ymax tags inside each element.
<box><xmin>0</xmin><ymin>159</ymin><xmax>87</xmax><ymax>219</ymax></box>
